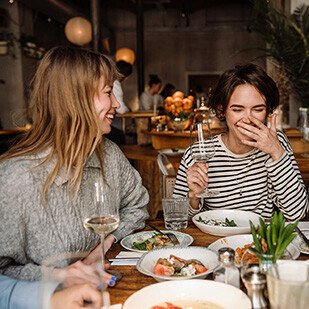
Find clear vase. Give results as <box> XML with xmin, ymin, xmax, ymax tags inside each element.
<box><xmin>256</xmin><ymin>253</ymin><xmax>276</xmax><ymax>274</ymax></box>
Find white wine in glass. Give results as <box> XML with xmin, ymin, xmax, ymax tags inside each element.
<box><xmin>83</xmin><ymin>179</ymin><xmax>120</xmax><ymax>276</ymax></box>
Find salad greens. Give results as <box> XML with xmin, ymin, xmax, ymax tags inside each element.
<box><xmin>197</xmin><ymin>217</ymin><xmax>237</xmax><ymax>227</ymax></box>
<box><xmin>249</xmin><ymin>211</ymin><xmax>298</xmax><ymax>260</ymax></box>
<box><xmin>132</xmin><ymin>232</ymin><xmax>174</xmax><ymax>251</ymax></box>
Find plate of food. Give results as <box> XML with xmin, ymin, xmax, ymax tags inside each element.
<box><xmin>292</xmin><ymin>230</ymin><xmax>309</xmax><ymax>255</ymax></box>
<box><xmin>208</xmin><ymin>234</ymin><xmax>300</xmax><ymax>266</ymax></box>
<box><xmin>120</xmin><ymin>230</ymin><xmax>193</xmax><ymax>253</ymax></box>
<box><xmin>136</xmin><ymin>246</ymin><xmax>218</xmax><ymax>282</ymax></box>
<box><xmin>192</xmin><ymin>209</ymin><xmax>262</xmax><ymax>236</ymax></box>
<box><xmin>122</xmin><ymin>279</ymin><xmax>251</xmax><ymax>309</ymax></box>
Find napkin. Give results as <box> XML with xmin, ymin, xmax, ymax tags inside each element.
<box><xmin>110</xmin><ymin>251</ymin><xmax>144</xmax><ymax>266</ymax></box>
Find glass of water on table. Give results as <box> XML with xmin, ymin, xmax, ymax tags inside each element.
<box><xmin>162</xmin><ymin>197</ymin><xmax>189</xmax><ymax>230</ymax></box>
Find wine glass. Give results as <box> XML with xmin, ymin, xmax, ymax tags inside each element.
<box><xmin>190</xmin><ymin>122</ymin><xmax>219</xmax><ymax>197</ymax></box>
<box><xmin>83</xmin><ymin>179</ymin><xmax>120</xmax><ymax>282</ymax></box>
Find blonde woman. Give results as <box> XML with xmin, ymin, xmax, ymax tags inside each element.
<box><xmin>0</xmin><ymin>47</ymin><xmax>149</xmax><ymax>286</ymax></box>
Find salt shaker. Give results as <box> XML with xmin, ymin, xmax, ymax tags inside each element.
<box><xmin>241</xmin><ymin>264</ymin><xmax>268</xmax><ymax>309</ymax></box>
<box><xmin>213</xmin><ymin>247</ymin><xmax>240</xmax><ymax>288</ymax></box>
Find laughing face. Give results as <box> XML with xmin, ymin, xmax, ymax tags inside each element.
<box><xmin>225</xmin><ymin>84</ymin><xmax>267</xmax><ymax>144</ymax></box>
<box><xmin>93</xmin><ymin>76</ymin><xmax>120</xmax><ymax>134</ymax></box>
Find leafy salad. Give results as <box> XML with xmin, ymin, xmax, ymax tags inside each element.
<box><xmin>197</xmin><ymin>217</ymin><xmax>237</xmax><ymax>227</ymax></box>
<box><xmin>132</xmin><ymin>232</ymin><xmax>175</xmax><ymax>251</ymax></box>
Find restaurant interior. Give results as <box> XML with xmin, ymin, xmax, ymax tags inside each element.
<box><xmin>0</xmin><ymin>0</ymin><xmax>308</xmax><ymax>308</ymax></box>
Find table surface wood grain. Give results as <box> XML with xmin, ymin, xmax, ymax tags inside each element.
<box><xmin>106</xmin><ymin>219</ymin><xmax>308</xmax><ymax>305</ymax></box>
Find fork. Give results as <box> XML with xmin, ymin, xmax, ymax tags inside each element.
<box><xmin>295</xmin><ymin>226</ymin><xmax>309</xmax><ymax>247</ymax></box>
<box><xmin>146</xmin><ymin>223</ymin><xmax>180</xmax><ymax>245</ymax></box>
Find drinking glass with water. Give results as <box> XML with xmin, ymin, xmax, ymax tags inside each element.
<box><xmin>162</xmin><ymin>197</ymin><xmax>189</xmax><ymax>230</ymax></box>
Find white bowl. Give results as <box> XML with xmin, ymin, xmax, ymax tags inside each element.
<box><xmin>208</xmin><ymin>234</ymin><xmax>300</xmax><ymax>266</ymax></box>
<box><xmin>193</xmin><ymin>209</ymin><xmax>262</xmax><ymax>236</ymax></box>
<box><xmin>122</xmin><ymin>279</ymin><xmax>251</xmax><ymax>309</ymax></box>
<box><xmin>136</xmin><ymin>246</ymin><xmax>218</xmax><ymax>282</ymax></box>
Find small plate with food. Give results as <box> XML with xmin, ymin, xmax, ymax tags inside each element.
<box><xmin>120</xmin><ymin>230</ymin><xmax>193</xmax><ymax>253</ymax></box>
<box><xmin>192</xmin><ymin>209</ymin><xmax>262</xmax><ymax>236</ymax></box>
<box><xmin>136</xmin><ymin>246</ymin><xmax>218</xmax><ymax>282</ymax></box>
<box><xmin>208</xmin><ymin>234</ymin><xmax>300</xmax><ymax>266</ymax></box>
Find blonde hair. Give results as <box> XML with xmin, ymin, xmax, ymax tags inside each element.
<box><xmin>1</xmin><ymin>46</ymin><xmax>120</xmax><ymax>203</ymax></box>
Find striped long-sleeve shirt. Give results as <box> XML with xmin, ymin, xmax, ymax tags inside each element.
<box><xmin>173</xmin><ymin>131</ymin><xmax>308</xmax><ymax>220</ymax></box>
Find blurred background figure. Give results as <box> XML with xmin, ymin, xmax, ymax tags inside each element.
<box><xmin>139</xmin><ymin>74</ymin><xmax>163</xmax><ymax>111</ymax></box>
<box><xmin>160</xmin><ymin>83</ymin><xmax>176</xmax><ymax>115</ymax></box>
<box><xmin>107</xmin><ymin>60</ymin><xmax>133</xmax><ymax>144</ymax></box>
<box><xmin>114</xmin><ymin>60</ymin><xmax>133</xmax><ymax>114</ymax></box>
<box><xmin>137</xmin><ymin>74</ymin><xmax>163</xmax><ymax>145</ymax></box>
<box><xmin>160</xmin><ymin>83</ymin><xmax>176</xmax><ymax>100</ymax></box>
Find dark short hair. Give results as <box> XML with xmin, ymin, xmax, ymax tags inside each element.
<box><xmin>148</xmin><ymin>74</ymin><xmax>162</xmax><ymax>87</ymax></box>
<box><xmin>209</xmin><ymin>63</ymin><xmax>279</xmax><ymax>119</ymax></box>
<box><xmin>116</xmin><ymin>60</ymin><xmax>133</xmax><ymax>80</ymax></box>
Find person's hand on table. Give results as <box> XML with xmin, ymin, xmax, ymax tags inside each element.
<box><xmin>50</xmin><ymin>284</ymin><xmax>102</xmax><ymax>309</ymax></box>
<box><xmin>52</xmin><ymin>259</ymin><xmax>116</xmax><ymax>288</ymax></box>
<box><xmin>187</xmin><ymin>162</ymin><xmax>209</xmax><ymax>209</ymax></box>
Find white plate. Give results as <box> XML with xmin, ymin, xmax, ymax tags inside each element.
<box><xmin>193</xmin><ymin>209</ymin><xmax>262</xmax><ymax>236</ymax></box>
<box><xmin>136</xmin><ymin>246</ymin><xmax>218</xmax><ymax>282</ymax></box>
<box><xmin>292</xmin><ymin>230</ymin><xmax>309</xmax><ymax>255</ymax></box>
<box><xmin>122</xmin><ymin>279</ymin><xmax>251</xmax><ymax>309</ymax></box>
<box><xmin>208</xmin><ymin>234</ymin><xmax>300</xmax><ymax>266</ymax></box>
<box><xmin>120</xmin><ymin>230</ymin><xmax>193</xmax><ymax>253</ymax></box>
<box><xmin>158</xmin><ymin>148</ymin><xmax>186</xmax><ymax>156</ymax></box>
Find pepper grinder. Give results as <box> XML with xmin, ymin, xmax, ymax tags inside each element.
<box><xmin>241</xmin><ymin>264</ymin><xmax>268</xmax><ymax>309</ymax></box>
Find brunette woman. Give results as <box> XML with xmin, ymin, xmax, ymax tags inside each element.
<box><xmin>174</xmin><ymin>63</ymin><xmax>308</xmax><ymax>220</ymax></box>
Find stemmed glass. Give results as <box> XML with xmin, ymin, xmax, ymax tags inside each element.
<box><xmin>83</xmin><ymin>178</ymin><xmax>120</xmax><ymax>282</ymax></box>
<box><xmin>190</xmin><ymin>122</ymin><xmax>219</xmax><ymax>197</ymax></box>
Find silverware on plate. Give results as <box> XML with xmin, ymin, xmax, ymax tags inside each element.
<box><xmin>146</xmin><ymin>223</ymin><xmax>180</xmax><ymax>245</ymax></box>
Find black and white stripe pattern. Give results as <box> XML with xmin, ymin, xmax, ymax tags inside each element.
<box><xmin>173</xmin><ymin>131</ymin><xmax>308</xmax><ymax>220</ymax></box>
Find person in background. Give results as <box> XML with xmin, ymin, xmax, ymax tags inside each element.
<box><xmin>160</xmin><ymin>82</ymin><xmax>176</xmax><ymax>100</ymax></box>
<box><xmin>0</xmin><ymin>47</ymin><xmax>149</xmax><ymax>283</ymax></box>
<box><xmin>160</xmin><ymin>83</ymin><xmax>176</xmax><ymax>116</ymax></box>
<box><xmin>173</xmin><ymin>63</ymin><xmax>308</xmax><ymax>220</ymax></box>
<box><xmin>113</xmin><ymin>60</ymin><xmax>133</xmax><ymax>114</ymax></box>
<box><xmin>0</xmin><ymin>274</ymin><xmax>102</xmax><ymax>309</ymax></box>
<box><xmin>107</xmin><ymin>60</ymin><xmax>133</xmax><ymax>144</ymax></box>
<box><xmin>139</xmin><ymin>74</ymin><xmax>163</xmax><ymax>111</ymax></box>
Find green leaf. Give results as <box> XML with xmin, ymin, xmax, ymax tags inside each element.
<box><xmin>250</xmin><ymin>220</ymin><xmax>262</xmax><ymax>252</ymax></box>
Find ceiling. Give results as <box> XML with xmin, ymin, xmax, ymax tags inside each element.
<box><xmin>22</xmin><ymin>0</ymin><xmax>251</xmax><ymax>24</ymax></box>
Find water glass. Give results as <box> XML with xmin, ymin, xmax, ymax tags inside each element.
<box><xmin>162</xmin><ymin>197</ymin><xmax>189</xmax><ymax>230</ymax></box>
<box><xmin>267</xmin><ymin>261</ymin><xmax>309</xmax><ymax>309</ymax></box>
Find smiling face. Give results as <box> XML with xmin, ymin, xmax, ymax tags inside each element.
<box><xmin>94</xmin><ymin>76</ymin><xmax>120</xmax><ymax>134</ymax></box>
<box><xmin>225</xmin><ymin>84</ymin><xmax>267</xmax><ymax>144</ymax></box>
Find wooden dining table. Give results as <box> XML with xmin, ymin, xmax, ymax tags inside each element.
<box><xmin>106</xmin><ymin>219</ymin><xmax>309</xmax><ymax>306</ymax></box>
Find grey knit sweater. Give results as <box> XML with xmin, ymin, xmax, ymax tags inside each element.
<box><xmin>0</xmin><ymin>139</ymin><xmax>149</xmax><ymax>280</ymax></box>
